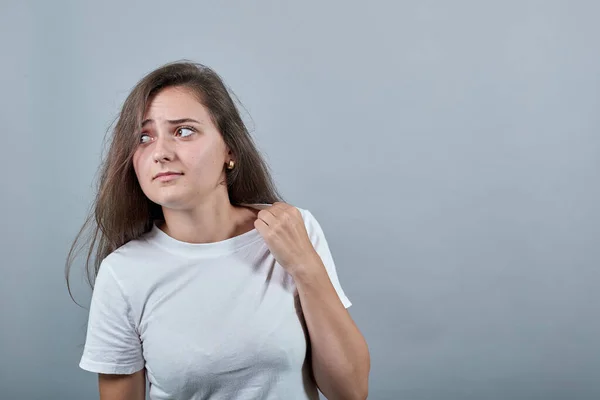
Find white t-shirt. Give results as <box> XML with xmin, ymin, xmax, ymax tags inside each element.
<box><xmin>79</xmin><ymin>204</ymin><xmax>352</xmax><ymax>400</ymax></box>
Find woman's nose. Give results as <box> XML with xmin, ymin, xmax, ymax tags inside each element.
<box><xmin>153</xmin><ymin>136</ymin><xmax>175</xmax><ymax>163</ymax></box>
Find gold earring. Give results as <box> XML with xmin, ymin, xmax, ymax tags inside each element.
<box><xmin>227</xmin><ymin>160</ymin><xmax>235</xmax><ymax>170</ymax></box>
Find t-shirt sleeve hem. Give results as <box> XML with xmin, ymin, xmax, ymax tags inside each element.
<box><xmin>341</xmin><ymin>297</ymin><xmax>352</xmax><ymax>308</ymax></box>
<box><xmin>79</xmin><ymin>358</ymin><xmax>144</xmax><ymax>375</ymax></box>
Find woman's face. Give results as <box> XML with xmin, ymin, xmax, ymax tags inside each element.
<box><xmin>132</xmin><ymin>86</ymin><xmax>230</xmax><ymax>210</ymax></box>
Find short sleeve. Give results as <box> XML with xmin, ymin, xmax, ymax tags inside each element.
<box><xmin>303</xmin><ymin>209</ymin><xmax>352</xmax><ymax>308</ymax></box>
<box><xmin>79</xmin><ymin>261</ymin><xmax>145</xmax><ymax>375</ymax></box>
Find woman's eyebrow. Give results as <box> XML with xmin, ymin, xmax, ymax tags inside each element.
<box><xmin>141</xmin><ymin>118</ymin><xmax>202</xmax><ymax>128</ymax></box>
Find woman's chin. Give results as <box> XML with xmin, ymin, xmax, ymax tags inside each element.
<box><xmin>152</xmin><ymin>195</ymin><xmax>189</xmax><ymax>211</ymax></box>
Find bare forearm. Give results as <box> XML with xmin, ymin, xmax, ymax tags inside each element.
<box><xmin>292</xmin><ymin>259</ymin><xmax>370</xmax><ymax>400</ymax></box>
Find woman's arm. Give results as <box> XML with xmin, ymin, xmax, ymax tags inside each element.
<box><xmin>293</xmin><ymin>260</ymin><xmax>371</xmax><ymax>400</ymax></box>
<box><xmin>98</xmin><ymin>369</ymin><xmax>146</xmax><ymax>400</ymax></box>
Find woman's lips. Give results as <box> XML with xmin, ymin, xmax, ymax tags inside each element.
<box><xmin>154</xmin><ymin>172</ymin><xmax>182</xmax><ymax>182</ymax></box>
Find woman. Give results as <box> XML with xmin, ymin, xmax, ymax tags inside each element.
<box><xmin>66</xmin><ymin>60</ymin><xmax>370</xmax><ymax>400</ymax></box>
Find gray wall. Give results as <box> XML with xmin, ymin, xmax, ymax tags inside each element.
<box><xmin>2</xmin><ymin>1</ymin><xmax>599</xmax><ymax>399</ymax></box>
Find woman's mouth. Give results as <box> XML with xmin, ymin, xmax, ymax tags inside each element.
<box><xmin>153</xmin><ymin>172</ymin><xmax>183</xmax><ymax>182</ymax></box>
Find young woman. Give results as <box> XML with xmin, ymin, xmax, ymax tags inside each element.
<box><xmin>66</xmin><ymin>60</ymin><xmax>370</xmax><ymax>400</ymax></box>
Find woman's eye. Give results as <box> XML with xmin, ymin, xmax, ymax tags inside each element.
<box><xmin>176</xmin><ymin>127</ymin><xmax>195</xmax><ymax>138</ymax></box>
<box><xmin>140</xmin><ymin>134</ymin><xmax>151</xmax><ymax>144</ymax></box>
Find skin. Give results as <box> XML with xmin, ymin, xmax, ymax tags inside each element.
<box><xmin>132</xmin><ymin>85</ymin><xmax>258</xmax><ymax>244</ymax></box>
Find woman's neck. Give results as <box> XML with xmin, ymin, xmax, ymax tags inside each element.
<box><xmin>158</xmin><ymin>196</ymin><xmax>258</xmax><ymax>244</ymax></box>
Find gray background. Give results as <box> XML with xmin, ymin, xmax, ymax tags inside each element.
<box><xmin>1</xmin><ymin>1</ymin><xmax>599</xmax><ymax>399</ymax></box>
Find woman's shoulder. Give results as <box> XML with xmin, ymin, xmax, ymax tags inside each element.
<box><xmin>100</xmin><ymin>230</ymin><xmax>157</xmax><ymax>274</ymax></box>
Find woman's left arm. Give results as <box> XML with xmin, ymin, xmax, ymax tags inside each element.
<box><xmin>292</xmin><ymin>259</ymin><xmax>370</xmax><ymax>400</ymax></box>
<box><xmin>253</xmin><ymin>203</ymin><xmax>370</xmax><ymax>399</ymax></box>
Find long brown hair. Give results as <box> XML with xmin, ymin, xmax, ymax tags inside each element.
<box><xmin>66</xmin><ymin>60</ymin><xmax>284</xmax><ymax>304</ymax></box>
